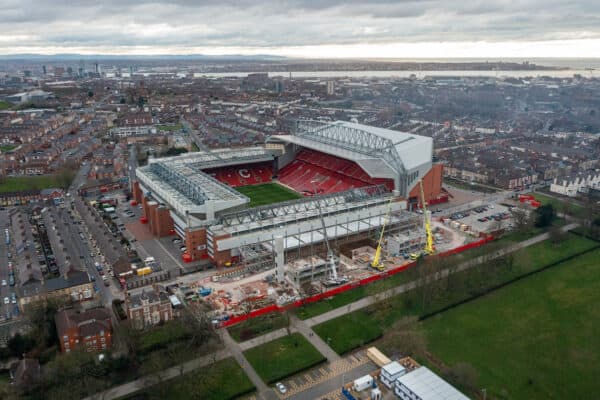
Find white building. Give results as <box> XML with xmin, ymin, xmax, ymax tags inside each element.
<box><xmin>550</xmin><ymin>172</ymin><xmax>600</xmax><ymax>197</ymax></box>
<box><xmin>380</xmin><ymin>361</ymin><xmax>406</xmax><ymax>389</ymax></box>
<box><xmin>110</xmin><ymin>125</ymin><xmax>158</xmax><ymax>138</ymax></box>
<box><xmin>394</xmin><ymin>366</ymin><xmax>469</xmax><ymax>400</ymax></box>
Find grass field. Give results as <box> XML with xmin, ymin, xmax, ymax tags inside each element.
<box><xmin>0</xmin><ymin>144</ymin><xmax>17</xmax><ymax>152</ymax></box>
<box><xmin>138</xmin><ymin>322</ymin><xmax>190</xmax><ymax>353</ymax></box>
<box><xmin>228</xmin><ymin>312</ymin><xmax>289</xmax><ymax>342</ymax></box>
<box><xmin>243</xmin><ymin>333</ymin><xmax>326</xmax><ymax>383</ymax></box>
<box><xmin>296</xmin><ymin>270</ymin><xmax>416</xmax><ymax>320</ymax></box>
<box><xmin>157</xmin><ymin>123</ymin><xmax>183</xmax><ymax>132</ymax></box>
<box><xmin>236</xmin><ymin>183</ymin><xmax>302</xmax><ymax>207</ymax></box>
<box><xmin>424</xmin><ymin>248</ymin><xmax>600</xmax><ymax>399</ymax></box>
<box><xmin>312</xmin><ymin>234</ymin><xmax>598</xmax><ymax>355</ymax></box>
<box><xmin>0</xmin><ymin>175</ymin><xmax>63</xmax><ymax>193</ymax></box>
<box><xmin>529</xmin><ymin>192</ymin><xmax>586</xmax><ymax>218</ymax></box>
<box><xmin>130</xmin><ymin>358</ymin><xmax>255</xmax><ymax>400</ymax></box>
<box><xmin>0</xmin><ymin>100</ymin><xmax>12</xmax><ymax>110</ymax></box>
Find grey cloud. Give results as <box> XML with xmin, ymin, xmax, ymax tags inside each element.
<box><xmin>0</xmin><ymin>0</ymin><xmax>599</xmax><ymax>52</ymax></box>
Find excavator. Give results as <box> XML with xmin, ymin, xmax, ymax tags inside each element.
<box><xmin>371</xmin><ymin>197</ymin><xmax>394</xmax><ymax>271</ymax></box>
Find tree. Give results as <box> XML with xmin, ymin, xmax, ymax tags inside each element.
<box><xmin>25</xmin><ymin>298</ymin><xmax>64</xmax><ymax>350</ymax></box>
<box><xmin>549</xmin><ymin>224</ymin><xmax>566</xmax><ymax>246</ymax></box>
<box><xmin>7</xmin><ymin>333</ymin><xmax>36</xmax><ymax>357</ymax></box>
<box><xmin>535</xmin><ymin>204</ymin><xmax>555</xmax><ymax>228</ymax></box>
<box><xmin>379</xmin><ymin>316</ymin><xmax>427</xmax><ymax>359</ymax></box>
<box><xmin>511</xmin><ymin>205</ymin><xmax>532</xmax><ymax>232</ymax></box>
<box><xmin>56</xmin><ymin>161</ymin><xmax>78</xmax><ymax>190</ymax></box>
<box><xmin>87</xmin><ymin>90</ymin><xmax>94</xmax><ymax>98</ymax></box>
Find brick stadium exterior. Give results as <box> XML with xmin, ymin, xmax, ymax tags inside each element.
<box><xmin>132</xmin><ymin>121</ymin><xmax>445</xmax><ymax>267</ymax></box>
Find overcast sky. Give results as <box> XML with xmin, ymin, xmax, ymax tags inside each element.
<box><xmin>1</xmin><ymin>0</ymin><xmax>599</xmax><ymax>57</ymax></box>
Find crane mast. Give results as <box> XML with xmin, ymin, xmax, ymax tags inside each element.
<box><xmin>419</xmin><ymin>180</ymin><xmax>435</xmax><ymax>255</ymax></box>
<box><xmin>314</xmin><ymin>196</ymin><xmax>338</xmax><ymax>280</ymax></box>
<box><xmin>371</xmin><ymin>197</ymin><xmax>393</xmax><ymax>271</ymax></box>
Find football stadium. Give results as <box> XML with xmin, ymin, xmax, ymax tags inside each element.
<box><xmin>132</xmin><ymin>120</ymin><xmax>444</xmax><ymax>267</ymax></box>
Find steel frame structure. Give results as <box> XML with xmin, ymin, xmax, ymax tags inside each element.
<box><xmin>217</xmin><ymin>185</ymin><xmax>390</xmax><ymax>228</ymax></box>
<box><xmin>294</xmin><ymin>120</ymin><xmax>407</xmax><ymax>175</ymax></box>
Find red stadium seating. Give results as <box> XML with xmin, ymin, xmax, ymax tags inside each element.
<box><xmin>205</xmin><ymin>162</ymin><xmax>273</xmax><ymax>187</ymax></box>
<box><xmin>278</xmin><ymin>149</ymin><xmax>393</xmax><ymax>195</ymax></box>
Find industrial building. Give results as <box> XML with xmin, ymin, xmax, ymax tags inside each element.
<box><xmin>132</xmin><ymin>120</ymin><xmax>443</xmax><ymax>267</ymax></box>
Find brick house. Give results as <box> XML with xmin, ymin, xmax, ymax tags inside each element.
<box><xmin>55</xmin><ymin>308</ymin><xmax>113</xmax><ymax>353</ymax></box>
<box><xmin>125</xmin><ymin>286</ymin><xmax>173</xmax><ymax>329</ymax></box>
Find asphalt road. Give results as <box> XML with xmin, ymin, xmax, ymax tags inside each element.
<box><xmin>69</xmin><ymin>165</ymin><xmax>125</xmax><ymax>305</ymax></box>
<box><xmin>0</xmin><ymin>209</ymin><xmax>14</xmax><ymax>319</ymax></box>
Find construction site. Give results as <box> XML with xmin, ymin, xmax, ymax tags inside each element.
<box><xmin>131</xmin><ymin>120</ymin><xmax>480</xmax><ymax>322</ymax></box>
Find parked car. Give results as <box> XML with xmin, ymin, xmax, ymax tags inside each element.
<box><xmin>3</xmin><ymin>297</ymin><xmax>9</xmax><ymax>305</ymax></box>
<box><xmin>275</xmin><ymin>383</ymin><xmax>287</xmax><ymax>394</ymax></box>
<box><xmin>1</xmin><ymin>280</ymin><xmax>6</xmax><ymax>286</ymax></box>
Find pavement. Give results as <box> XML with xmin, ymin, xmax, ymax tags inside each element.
<box><xmin>82</xmin><ymin>348</ymin><xmax>231</xmax><ymax>400</ymax></box>
<box><xmin>221</xmin><ymin>329</ymin><xmax>279</xmax><ymax>400</ymax></box>
<box><xmin>290</xmin><ymin>315</ymin><xmax>341</xmax><ymax>362</ymax></box>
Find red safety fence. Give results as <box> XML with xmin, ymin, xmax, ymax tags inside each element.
<box><xmin>220</xmin><ymin>236</ymin><xmax>493</xmax><ymax>328</ymax></box>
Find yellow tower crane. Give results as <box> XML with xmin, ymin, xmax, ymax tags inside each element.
<box><xmin>371</xmin><ymin>197</ymin><xmax>394</xmax><ymax>271</ymax></box>
<box><xmin>419</xmin><ymin>180</ymin><xmax>435</xmax><ymax>255</ymax></box>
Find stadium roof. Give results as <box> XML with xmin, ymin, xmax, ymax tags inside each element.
<box><xmin>158</xmin><ymin>146</ymin><xmax>275</xmax><ymax>170</ymax></box>
<box><xmin>136</xmin><ymin>159</ymin><xmax>249</xmax><ymax>218</ymax></box>
<box><xmin>396</xmin><ymin>366</ymin><xmax>469</xmax><ymax>400</ymax></box>
<box><xmin>135</xmin><ymin>146</ymin><xmax>280</xmax><ymax>218</ymax></box>
<box><xmin>267</xmin><ymin>120</ymin><xmax>433</xmax><ymax>178</ymax></box>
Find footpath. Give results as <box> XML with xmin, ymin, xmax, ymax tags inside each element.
<box><xmin>85</xmin><ymin>223</ymin><xmax>579</xmax><ymax>400</ymax></box>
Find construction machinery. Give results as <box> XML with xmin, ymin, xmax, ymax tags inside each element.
<box><xmin>312</xmin><ymin>184</ymin><xmax>344</xmax><ymax>285</ymax></box>
<box><xmin>371</xmin><ymin>197</ymin><xmax>394</xmax><ymax>271</ymax></box>
<box><xmin>419</xmin><ymin>180</ymin><xmax>435</xmax><ymax>255</ymax></box>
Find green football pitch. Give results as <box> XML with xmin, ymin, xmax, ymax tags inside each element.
<box><xmin>236</xmin><ymin>183</ymin><xmax>303</xmax><ymax>207</ymax></box>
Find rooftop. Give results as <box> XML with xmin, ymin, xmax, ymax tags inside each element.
<box><xmin>396</xmin><ymin>366</ymin><xmax>469</xmax><ymax>400</ymax></box>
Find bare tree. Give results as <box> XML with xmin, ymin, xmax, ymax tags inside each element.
<box><xmin>511</xmin><ymin>205</ymin><xmax>532</xmax><ymax>233</ymax></box>
<box><xmin>549</xmin><ymin>224</ymin><xmax>566</xmax><ymax>246</ymax></box>
<box><xmin>379</xmin><ymin>316</ymin><xmax>427</xmax><ymax>358</ymax></box>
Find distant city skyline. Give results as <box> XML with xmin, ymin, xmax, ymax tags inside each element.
<box><xmin>1</xmin><ymin>0</ymin><xmax>599</xmax><ymax>57</ymax></box>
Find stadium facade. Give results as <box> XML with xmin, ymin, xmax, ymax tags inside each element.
<box><xmin>132</xmin><ymin>120</ymin><xmax>443</xmax><ymax>266</ymax></box>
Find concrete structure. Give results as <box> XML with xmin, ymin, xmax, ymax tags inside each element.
<box><xmin>268</xmin><ymin>120</ymin><xmax>436</xmax><ymax>198</ymax></box>
<box><xmin>133</xmin><ymin>122</ymin><xmax>441</xmax><ymax>266</ymax></box>
<box><xmin>5</xmin><ymin>90</ymin><xmax>52</xmax><ymax>103</ymax></box>
<box><xmin>394</xmin><ymin>366</ymin><xmax>468</xmax><ymax>400</ymax></box>
<box><xmin>287</xmin><ymin>256</ymin><xmax>328</xmax><ymax>286</ymax></box>
<box><xmin>55</xmin><ymin>308</ymin><xmax>113</xmax><ymax>353</ymax></box>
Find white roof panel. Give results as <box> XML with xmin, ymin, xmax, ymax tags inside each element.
<box><xmin>396</xmin><ymin>367</ymin><xmax>469</xmax><ymax>400</ymax></box>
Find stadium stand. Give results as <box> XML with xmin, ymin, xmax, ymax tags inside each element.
<box><xmin>205</xmin><ymin>162</ymin><xmax>273</xmax><ymax>187</ymax></box>
<box><xmin>278</xmin><ymin>149</ymin><xmax>394</xmax><ymax>195</ymax></box>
